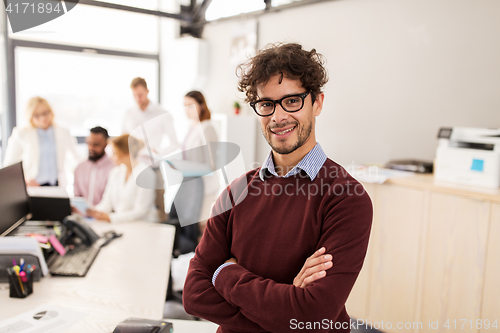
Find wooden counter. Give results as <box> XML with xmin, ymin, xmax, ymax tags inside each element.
<box><xmin>385</xmin><ymin>174</ymin><xmax>500</xmax><ymax>203</ymax></box>
<box><xmin>346</xmin><ymin>175</ymin><xmax>500</xmax><ymax>333</ymax></box>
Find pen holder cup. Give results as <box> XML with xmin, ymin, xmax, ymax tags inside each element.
<box><xmin>7</xmin><ymin>269</ymin><xmax>33</xmax><ymax>298</ymax></box>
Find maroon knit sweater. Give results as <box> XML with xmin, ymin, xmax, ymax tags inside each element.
<box><xmin>183</xmin><ymin>159</ymin><xmax>373</xmax><ymax>333</ymax></box>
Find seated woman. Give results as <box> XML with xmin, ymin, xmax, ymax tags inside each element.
<box><xmin>3</xmin><ymin>96</ymin><xmax>79</xmax><ymax>187</ymax></box>
<box><xmin>87</xmin><ymin>134</ymin><xmax>158</xmax><ymax>223</ymax></box>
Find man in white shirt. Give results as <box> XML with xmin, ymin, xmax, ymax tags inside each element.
<box><xmin>123</xmin><ymin>77</ymin><xmax>177</xmax><ymax>221</ymax></box>
<box><xmin>122</xmin><ymin>77</ymin><xmax>180</xmax><ymax>158</ymax></box>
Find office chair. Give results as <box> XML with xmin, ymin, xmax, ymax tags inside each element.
<box><xmin>161</xmin><ymin>163</ymin><xmax>204</xmax><ymax>320</ymax></box>
<box><xmin>164</xmin><ymin>176</ymin><xmax>204</xmax><ymax>257</ymax></box>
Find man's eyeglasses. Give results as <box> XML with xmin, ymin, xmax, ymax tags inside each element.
<box><xmin>250</xmin><ymin>91</ymin><xmax>311</xmax><ymax>117</ymax></box>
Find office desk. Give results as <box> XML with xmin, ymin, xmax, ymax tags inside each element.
<box><xmin>168</xmin><ymin>319</ymin><xmax>218</xmax><ymax>332</ymax></box>
<box><xmin>0</xmin><ymin>222</ymin><xmax>196</xmax><ymax>332</ymax></box>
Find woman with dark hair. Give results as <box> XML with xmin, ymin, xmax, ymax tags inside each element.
<box><xmin>184</xmin><ymin>91</ymin><xmax>212</xmax><ymax>122</ymax></box>
<box><xmin>182</xmin><ymin>91</ymin><xmax>219</xmax><ymax>232</ymax></box>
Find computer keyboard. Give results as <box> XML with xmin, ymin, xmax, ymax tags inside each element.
<box><xmin>48</xmin><ymin>244</ymin><xmax>100</xmax><ymax>277</ymax></box>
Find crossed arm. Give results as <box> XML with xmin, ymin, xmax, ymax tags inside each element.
<box><xmin>226</xmin><ymin>247</ymin><xmax>332</xmax><ymax>289</ymax></box>
<box><xmin>183</xmin><ymin>189</ymin><xmax>372</xmax><ymax>332</ymax></box>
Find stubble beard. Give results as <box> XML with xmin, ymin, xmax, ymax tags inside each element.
<box><xmin>89</xmin><ymin>150</ymin><xmax>105</xmax><ymax>162</ymax></box>
<box><xmin>264</xmin><ymin>121</ymin><xmax>312</xmax><ymax>155</ymax></box>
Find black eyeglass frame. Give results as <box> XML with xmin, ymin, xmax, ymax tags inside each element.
<box><xmin>250</xmin><ymin>91</ymin><xmax>312</xmax><ymax>117</ymax></box>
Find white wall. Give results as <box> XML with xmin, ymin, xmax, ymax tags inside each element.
<box><xmin>160</xmin><ymin>0</ymin><xmax>211</xmax><ymax>142</ymax></box>
<box><xmin>202</xmin><ymin>0</ymin><xmax>500</xmax><ymax>166</ymax></box>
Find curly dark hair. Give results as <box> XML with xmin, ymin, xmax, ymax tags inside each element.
<box><xmin>237</xmin><ymin>43</ymin><xmax>328</xmax><ymax>103</ymax></box>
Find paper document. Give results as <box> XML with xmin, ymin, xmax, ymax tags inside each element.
<box><xmin>0</xmin><ymin>304</ymin><xmax>86</xmax><ymax>333</ymax></box>
<box><xmin>346</xmin><ymin>164</ymin><xmax>414</xmax><ymax>184</ymax></box>
<box><xmin>70</xmin><ymin>197</ymin><xmax>89</xmax><ymax>215</ymax></box>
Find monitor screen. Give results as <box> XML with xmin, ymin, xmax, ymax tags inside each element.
<box><xmin>0</xmin><ymin>162</ymin><xmax>31</xmax><ymax>236</ymax></box>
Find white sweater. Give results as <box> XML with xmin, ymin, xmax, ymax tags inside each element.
<box><xmin>3</xmin><ymin>124</ymin><xmax>80</xmax><ymax>187</ymax></box>
<box><xmin>95</xmin><ymin>162</ymin><xmax>158</xmax><ymax>223</ymax></box>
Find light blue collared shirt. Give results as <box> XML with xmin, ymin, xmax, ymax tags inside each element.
<box><xmin>36</xmin><ymin>126</ymin><xmax>58</xmax><ymax>185</ymax></box>
<box><xmin>258</xmin><ymin>143</ymin><xmax>327</xmax><ymax>181</ymax></box>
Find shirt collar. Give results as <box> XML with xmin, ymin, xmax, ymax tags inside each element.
<box><xmin>258</xmin><ymin>143</ymin><xmax>327</xmax><ymax>181</ymax></box>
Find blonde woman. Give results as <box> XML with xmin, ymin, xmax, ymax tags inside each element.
<box><xmin>87</xmin><ymin>134</ymin><xmax>158</xmax><ymax>223</ymax></box>
<box><xmin>3</xmin><ymin>96</ymin><xmax>79</xmax><ymax>187</ymax></box>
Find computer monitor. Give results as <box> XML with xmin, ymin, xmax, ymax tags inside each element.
<box><xmin>0</xmin><ymin>162</ymin><xmax>32</xmax><ymax>237</ymax></box>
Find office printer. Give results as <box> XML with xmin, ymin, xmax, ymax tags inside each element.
<box><xmin>434</xmin><ymin>127</ymin><xmax>500</xmax><ymax>188</ymax></box>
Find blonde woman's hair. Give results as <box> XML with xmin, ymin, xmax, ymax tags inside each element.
<box><xmin>26</xmin><ymin>97</ymin><xmax>54</xmax><ymax>127</ymax></box>
<box><xmin>112</xmin><ymin>134</ymin><xmax>144</xmax><ymax>159</ymax></box>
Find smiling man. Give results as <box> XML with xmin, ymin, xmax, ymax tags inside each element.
<box><xmin>183</xmin><ymin>43</ymin><xmax>373</xmax><ymax>332</ymax></box>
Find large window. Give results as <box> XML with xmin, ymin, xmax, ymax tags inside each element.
<box><xmin>93</xmin><ymin>0</ymin><xmax>159</xmax><ymax>10</ymax></box>
<box><xmin>15</xmin><ymin>47</ymin><xmax>159</xmax><ymax>137</ymax></box>
<box><xmin>205</xmin><ymin>0</ymin><xmax>307</xmax><ymax>21</ymax></box>
<box><xmin>9</xmin><ymin>4</ymin><xmax>159</xmax><ymax>54</ymax></box>
<box><xmin>205</xmin><ymin>0</ymin><xmax>265</xmax><ymax>21</ymax></box>
<box><xmin>0</xmin><ymin>6</ymin><xmax>7</xmax><ymax>162</ymax></box>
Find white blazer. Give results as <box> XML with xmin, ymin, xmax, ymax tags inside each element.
<box><xmin>182</xmin><ymin>120</ymin><xmax>219</xmax><ymax>194</ymax></box>
<box><xmin>95</xmin><ymin>162</ymin><xmax>158</xmax><ymax>224</ymax></box>
<box><xmin>3</xmin><ymin>124</ymin><xmax>80</xmax><ymax>188</ymax></box>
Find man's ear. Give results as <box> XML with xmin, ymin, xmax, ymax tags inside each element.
<box><xmin>313</xmin><ymin>92</ymin><xmax>324</xmax><ymax>117</ymax></box>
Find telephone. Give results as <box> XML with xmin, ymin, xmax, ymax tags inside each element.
<box><xmin>61</xmin><ymin>215</ymin><xmax>99</xmax><ymax>246</ymax></box>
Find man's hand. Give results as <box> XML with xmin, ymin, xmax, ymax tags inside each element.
<box><xmin>293</xmin><ymin>247</ymin><xmax>333</xmax><ymax>288</ymax></box>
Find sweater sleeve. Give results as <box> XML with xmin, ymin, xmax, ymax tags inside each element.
<box><xmin>108</xmin><ymin>185</ymin><xmax>156</xmax><ymax>223</ymax></box>
<box><xmin>183</xmin><ymin>188</ymin><xmax>266</xmax><ymax>332</ymax></box>
<box><xmin>212</xmin><ymin>185</ymin><xmax>373</xmax><ymax>332</ymax></box>
<box><xmin>3</xmin><ymin>127</ymin><xmax>23</xmax><ymax>167</ymax></box>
